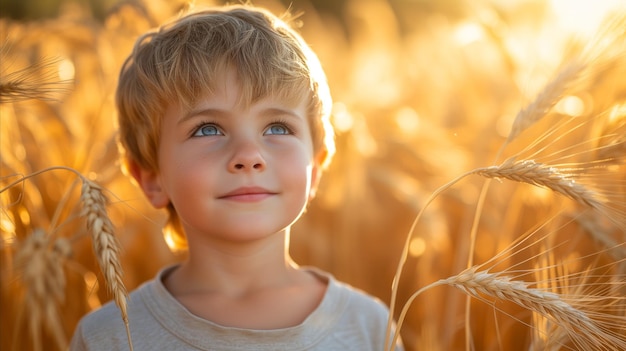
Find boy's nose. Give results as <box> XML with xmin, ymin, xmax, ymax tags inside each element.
<box><xmin>228</xmin><ymin>140</ymin><xmax>266</xmax><ymax>172</ymax></box>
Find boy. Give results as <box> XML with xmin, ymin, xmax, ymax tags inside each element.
<box><xmin>70</xmin><ymin>4</ymin><xmax>402</xmax><ymax>350</ymax></box>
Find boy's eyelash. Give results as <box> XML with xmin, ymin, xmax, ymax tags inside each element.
<box><xmin>190</xmin><ymin>120</ymin><xmax>220</xmax><ymax>137</ymax></box>
<box><xmin>269</xmin><ymin>119</ymin><xmax>296</xmax><ymax>134</ymax></box>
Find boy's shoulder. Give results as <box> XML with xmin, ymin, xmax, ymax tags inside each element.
<box><xmin>78</xmin><ymin>283</ymin><xmax>147</xmax><ymax>330</ymax></box>
<box><xmin>334</xmin><ymin>277</ymin><xmax>389</xmax><ymax>313</ymax></box>
<box><xmin>308</xmin><ymin>267</ymin><xmax>392</xmax><ymax>325</ymax></box>
<box><xmin>70</xmin><ymin>279</ymin><xmax>158</xmax><ymax>351</ymax></box>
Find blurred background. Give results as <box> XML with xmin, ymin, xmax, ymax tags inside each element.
<box><xmin>1</xmin><ymin>0</ymin><xmax>625</xmax><ymax>350</ymax></box>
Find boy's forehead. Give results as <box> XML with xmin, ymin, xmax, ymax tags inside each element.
<box><xmin>175</xmin><ymin>67</ymin><xmax>311</xmax><ymax>115</ymax></box>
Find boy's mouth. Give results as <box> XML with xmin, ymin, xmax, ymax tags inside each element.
<box><xmin>218</xmin><ymin>186</ymin><xmax>276</xmax><ymax>202</ymax></box>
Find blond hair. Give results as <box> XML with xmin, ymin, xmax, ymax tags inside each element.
<box><xmin>116</xmin><ymin>5</ymin><xmax>335</xmax><ymax>250</ymax></box>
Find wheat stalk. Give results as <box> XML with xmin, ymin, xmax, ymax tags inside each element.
<box><xmin>80</xmin><ymin>178</ymin><xmax>133</xmax><ymax>351</ymax></box>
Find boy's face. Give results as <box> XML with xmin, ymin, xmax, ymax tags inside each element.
<box><xmin>136</xmin><ymin>69</ymin><xmax>319</xmax><ymax>243</ymax></box>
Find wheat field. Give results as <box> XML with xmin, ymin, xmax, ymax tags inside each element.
<box><xmin>1</xmin><ymin>0</ymin><xmax>625</xmax><ymax>350</ymax></box>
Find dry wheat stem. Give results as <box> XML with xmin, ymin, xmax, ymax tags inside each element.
<box><xmin>389</xmin><ymin>280</ymin><xmax>444</xmax><ymax>349</ymax></box>
<box><xmin>463</xmin><ymin>177</ymin><xmax>493</xmax><ymax>351</ymax></box>
<box><xmin>0</xmin><ymin>166</ymin><xmax>83</xmax><ymax>194</ymax></box>
<box><xmin>80</xmin><ymin>179</ymin><xmax>133</xmax><ymax>351</ymax></box>
<box><xmin>384</xmin><ymin>169</ymin><xmax>477</xmax><ymax>351</ymax></box>
<box><xmin>530</xmin><ymin>253</ymin><xmax>573</xmax><ymax>351</ymax></box>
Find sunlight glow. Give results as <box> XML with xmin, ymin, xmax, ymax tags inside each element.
<box><xmin>550</xmin><ymin>0</ymin><xmax>623</xmax><ymax>36</ymax></box>
<box><xmin>409</xmin><ymin>237</ymin><xmax>426</xmax><ymax>257</ymax></box>
<box><xmin>554</xmin><ymin>95</ymin><xmax>585</xmax><ymax>117</ymax></box>
<box><xmin>83</xmin><ymin>271</ymin><xmax>102</xmax><ymax>310</ymax></box>
<box><xmin>609</xmin><ymin>104</ymin><xmax>626</xmax><ymax>122</ymax></box>
<box><xmin>353</xmin><ymin>117</ymin><xmax>378</xmax><ymax>156</ymax></box>
<box><xmin>0</xmin><ymin>212</ymin><xmax>16</xmax><ymax>243</ymax></box>
<box><xmin>164</xmin><ymin>228</ymin><xmax>178</xmax><ymax>250</ymax></box>
<box><xmin>14</xmin><ymin>144</ymin><xmax>26</xmax><ymax>161</ymax></box>
<box><xmin>395</xmin><ymin>107</ymin><xmax>421</xmax><ymax>134</ymax></box>
<box><xmin>18</xmin><ymin>209</ymin><xmax>30</xmax><ymax>226</ymax></box>
<box><xmin>525</xmin><ymin>186</ymin><xmax>553</xmax><ymax>205</ymax></box>
<box><xmin>496</xmin><ymin>114</ymin><xmax>514</xmax><ymax>138</ymax></box>
<box><xmin>58</xmin><ymin>58</ymin><xmax>75</xmax><ymax>81</ymax></box>
<box><xmin>332</xmin><ymin>102</ymin><xmax>354</xmax><ymax>132</ymax></box>
<box><xmin>352</xmin><ymin>52</ymin><xmax>401</xmax><ymax>107</ymax></box>
<box><xmin>454</xmin><ymin>22</ymin><xmax>485</xmax><ymax>46</ymax></box>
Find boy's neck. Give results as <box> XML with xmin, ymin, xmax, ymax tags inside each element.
<box><xmin>165</xmin><ymin>229</ymin><xmax>303</xmax><ymax>297</ymax></box>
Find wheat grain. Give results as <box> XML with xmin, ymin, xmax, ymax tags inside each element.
<box><xmin>80</xmin><ymin>179</ymin><xmax>133</xmax><ymax>351</ymax></box>
<box><xmin>474</xmin><ymin>159</ymin><xmax>604</xmax><ymax>211</ymax></box>
<box><xmin>507</xmin><ymin>59</ymin><xmax>587</xmax><ymax>143</ymax></box>
<box><xmin>443</xmin><ymin>267</ymin><xmax>626</xmax><ymax>350</ymax></box>
<box><xmin>14</xmin><ymin>229</ymin><xmax>71</xmax><ymax>351</ymax></box>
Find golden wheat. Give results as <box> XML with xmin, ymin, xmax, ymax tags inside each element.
<box><xmin>2</xmin><ymin>2</ymin><xmax>626</xmax><ymax>351</ymax></box>
<box><xmin>442</xmin><ymin>267</ymin><xmax>626</xmax><ymax>351</ymax></box>
<box><xmin>506</xmin><ymin>11</ymin><xmax>626</xmax><ymax>144</ymax></box>
<box><xmin>79</xmin><ymin>178</ymin><xmax>133</xmax><ymax>351</ymax></box>
<box><xmin>474</xmin><ymin>159</ymin><xmax>604</xmax><ymax>211</ymax></box>
<box><xmin>506</xmin><ymin>60</ymin><xmax>587</xmax><ymax>143</ymax></box>
<box><xmin>0</xmin><ymin>57</ymin><xmax>70</xmax><ymax>103</ymax></box>
<box><xmin>13</xmin><ymin>229</ymin><xmax>71</xmax><ymax>351</ymax></box>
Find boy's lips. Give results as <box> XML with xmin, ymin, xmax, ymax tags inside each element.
<box><xmin>218</xmin><ymin>186</ymin><xmax>277</xmax><ymax>202</ymax></box>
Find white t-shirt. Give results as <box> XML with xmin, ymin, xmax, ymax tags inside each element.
<box><xmin>70</xmin><ymin>266</ymin><xmax>404</xmax><ymax>351</ymax></box>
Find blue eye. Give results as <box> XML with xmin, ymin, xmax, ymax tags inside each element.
<box><xmin>193</xmin><ymin>124</ymin><xmax>222</xmax><ymax>137</ymax></box>
<box><xmin>265</xmin><ymin>123</ymin><xmax>291</xmax><ymax>135</ymax></box>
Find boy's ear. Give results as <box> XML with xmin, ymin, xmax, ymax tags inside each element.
<box><xmin>308</xmin><ymin>150</ymin><xmax>327</xmax><ymax>201</ymax></box>
<box><xmin>309</xmin><ymin>164</ymin><xmax>321</xmax><ymax>201</ymax></box>
<box><xmin>128</xmin><ymin>160</ymin><xmax>170</xmax><ymax>209</ymax></box>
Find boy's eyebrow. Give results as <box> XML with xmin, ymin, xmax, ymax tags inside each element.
<box><xmin>259</xmin><ymin>107</ymin><xmax>304</xmax><ymax>120</ymax></box>
<box><xmin>179</xmin><ymin>107</ymin><xmax>304</xmax><ymax>124</ymax></box>
<box><xmin>178</xmin><ymin>108</ymin><xmax>226</xmax><ymax>124</ymax></box>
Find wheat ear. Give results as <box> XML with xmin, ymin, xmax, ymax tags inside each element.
<box><xmin>14</xmin><ymin>230</ymin><xmax>71</xmax><ymax>351</ymax></box>
<box><xmin>0</xmin><ymin>57</ymin><xmax>70</xmax><ymax>103</ymax></box>
<box><xmin>507</xmin><ymin>59</ymin><xmax>587</xmax><ymax>143</ymax></box>
<box><xmin>80</xmin><ymin>179</ymin><xmax>133</xmax><ymax>351</ymax></box>
<box><xmin>506</xmin><ymin>12</ymin><xmax>626</xmax><ymax>144</ymax></box>
<box><xmin>442</xmin><ymin>267</ymin><xmax>626</xmax><ymax>350</ymax></box>
<box><xmin>474</xmin><ymin>159</ymin><xmax>604</xmax><ymax>211</ymax></box>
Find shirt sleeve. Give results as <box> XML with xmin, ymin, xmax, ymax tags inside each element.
<box><xmin>68</xmin><ymin>322</ymin><xmax>88</xmax><ymax>351</ymax></box>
